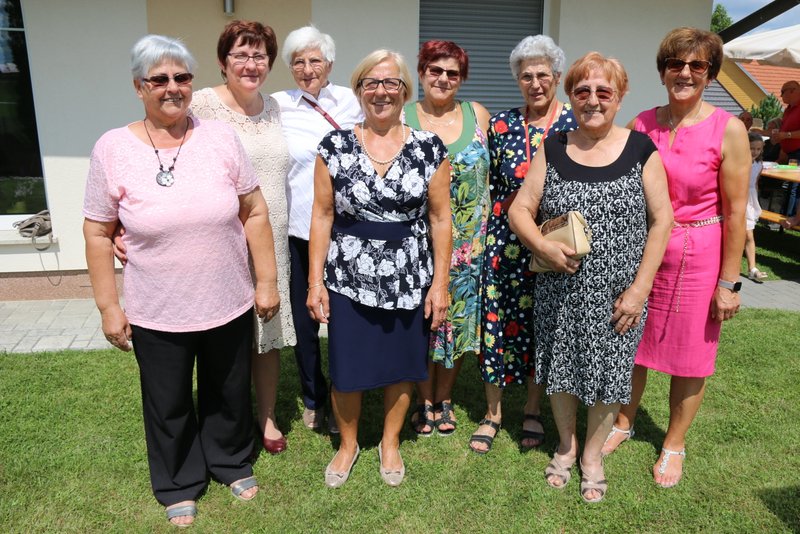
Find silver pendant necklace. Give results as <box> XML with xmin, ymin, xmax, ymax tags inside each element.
<box><xmin>143</xmin><ymin>117</ymin><xmax>190</xmax><ymax>187</ymax></box>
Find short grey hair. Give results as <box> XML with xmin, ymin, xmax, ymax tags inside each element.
<box><xmin>281</xmin><ymin>25</ymin><xmax>336</xmax><ymax>66</ymax></box>
<box><xmin>131</xmin><ymin>34</ymin><xmax>196</xmax><ymax>80</ymax></box>
<box><xmin>509</xmin><ymin>35</ymin><xmax>566</xmax><ymax>79</ymax></box>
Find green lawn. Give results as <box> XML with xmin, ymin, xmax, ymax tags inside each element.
<box><xmin>1</xmin><ymin>309</ymin><xmax>799</xmax><ymax>533</ymax></box>
<box><xmin>741</xmin><ymin>224</ymin><xmax>800</xmax><ymax>281</ymax></box>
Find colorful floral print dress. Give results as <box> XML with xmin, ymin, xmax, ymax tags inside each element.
<box><xmin>479</xmin><ymin>104</ymin><xmax>575</xmax><ymax>387</ymax></box>
<box><xmin>405</xmin><ymin>101</ymin><xmax>490</xmax><ymax>368</ymax></box>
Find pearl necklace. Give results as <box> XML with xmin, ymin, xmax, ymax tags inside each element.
<box><xmin>420</xmin><ymin>102</ymin><xmax>459</xmax><ymax>127</ymax></box>
<box><xmin>360</xmin><ymin>122</ymin><xmax>407</xmax><ymax>165</ymax></box>
<box><xmin>667</xmin><ymin>101</ymin><xmax>703</xmax><ymax>132</ymax></box>
<box><xmin>143</xmin><ymin>117</ymin><xmax>190</xmax><ymax>187</ymax></box>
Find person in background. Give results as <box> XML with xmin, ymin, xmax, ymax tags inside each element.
<box><xmin>272</xmin><ymin>25</ymin><xmax>363</xmax><ymax>433</ymax></box>
<box><xmin>307</xmin><ymin>50</ymin><xmax>451</xmax><ymax>488</ymax></box>
<box><xmin>744</xmin><ymin>132</ymin><xmax>768</xmax><ymax>282</ymax></box>
<box><xmin>770</xmin><ymin>80</ymin><xmax>800</xmax><ymax>216</ymax></box>
<box><xmin>84</xmin><ymin>34</ymin><xmax>277</xmax><ymax>527</ymax></box>
<box><xmin>602</xmin><ymin>27</ymin><xmax>749</xmax><ymax>489</ymax></box>
<box><xmin>191</xmin><ymin>19</ymin><xmax>295</xmax><ymax>455</ymax></box>
<box><xmin>403</xmin><ymin>40</ymin><xmax>490</xmax><ymax>437</ymax></box>
<box><xmin>738</xmin><ymin>110</ymin><xmax>753</xmax><ymax>131</ymax></box>
<box><xmin>470</xmin><ymin>35</ymin><xmax>576</xmax><ymax>455</ymax></box>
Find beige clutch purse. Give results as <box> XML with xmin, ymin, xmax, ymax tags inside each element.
<box><xmin>529</xmin><ymin>211</ymin><xmax>592</xmax><ymax>273</ymax></box>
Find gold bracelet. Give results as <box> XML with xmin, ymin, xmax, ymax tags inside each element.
<box><xmin>307</xmin><ymin>281</ymin><xmax>324</xmax><ymax>292</ymax></box>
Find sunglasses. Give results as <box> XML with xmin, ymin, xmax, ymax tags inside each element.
<box><xmin>572</xmin><ymin>85</ymin><xmax>615</xmax><ymax>102</ymax></box>
<box><xmin>427</xmin><ymin>65</ymin><xmax>460</xmax><ymax>80</ymax></box>
<box><xmin>142</xmin><ymin>72</ymin><xmax>194</xmax><ymax>87</ymax></box>
<box><xmin>358</xmin><ymin>77</ymin><xmax>405</xmax><ymax>92</ymax></box>
<box><xmin>664</xmin><ymin>58</ymin><xmax>711</xmax><ymax>74</ymax></box>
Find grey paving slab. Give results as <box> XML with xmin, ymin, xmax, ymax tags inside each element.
<box><xmin>32</xmin><ymin>335</ymin><xmax>76</xmax><ymax>352</ymax></box>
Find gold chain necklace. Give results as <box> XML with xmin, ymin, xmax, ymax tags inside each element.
<box><xmin>667</xmin><ymin>101</ymin><xmax>703</xmax><ymax>132</ymax></box>
<box><xmin>360</xmin><ymin>122</ymin><xmax>407</xmax><ymax>165</ymax></box>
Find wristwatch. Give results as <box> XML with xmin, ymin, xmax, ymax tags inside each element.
<box><xmin>718</xmin><ymin>279</ymin><xmax>742</xmax><ymax>292</ymax></box>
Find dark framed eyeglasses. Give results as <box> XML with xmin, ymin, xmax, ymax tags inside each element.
<box><xmin>142</xmin><ymin>72</ymin><xmax>194</xmax><ymax>87</ymax></box>
<box><xmin>664</xmin><ymin>58</ymin><xmax>711</xmax><ymax>74</ymax></box>
<box><xmin>228</xmin><ymin>53</ymin><xmax>269</xmax><ymax>65</ymax></box>
<box><xmin>426</xmin><ymin>65</ymin><xmax>460</xmax><ymax>80</ymax></box>
<box><xmin>358</xmin><ymin>77</ymin><xmax>406</xmax><ymax>92</ymax></box>
<box><xmin>572</xmin><ymin>85</ymin><xmax>616</xmax><ymax>103</ymax></box>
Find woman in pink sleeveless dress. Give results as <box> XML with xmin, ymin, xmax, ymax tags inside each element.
<box><xmin>601</xmin><ymin>28</ymin><xmax>750</xmax><ymax>488</ymax></box>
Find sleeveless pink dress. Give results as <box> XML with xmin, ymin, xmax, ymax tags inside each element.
<box><xmin>633</xmin><ymin>107</ymin><xmax>733</xmax><ymax>377</ymax></box>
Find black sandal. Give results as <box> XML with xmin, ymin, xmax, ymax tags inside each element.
<box><xmin>469</xmin><ymin>418</ymin><xmax>501</xmax><ymax>454</ymax></box>
<box><xmin>521</xmin><ymin>413</ymin><xmax>545</xmax><ymax>449</ymax></box>
<box><xmin>410</xmin><ymin>403</ymin><xmax>434</xmax><ymax>437</ymax></box>
<box><xmin>433</xmin><ymin>401</ymin><xmax>456</xmax><ymax>436</ymax></box>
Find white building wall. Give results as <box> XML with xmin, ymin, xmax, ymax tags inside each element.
<box><xmin>311</xmin><ymin>0</ymin><xmax>420</xmax><ymax>99</ymax></box>
<box><xmin>552</xmin><ymin>0</ymin><xmax>713</xmax><ymax>125</ymax></box>
<box><xmin>2</xmin><ymin>0</ymin><xmax>148</xmax><ymax>272</ymax></box>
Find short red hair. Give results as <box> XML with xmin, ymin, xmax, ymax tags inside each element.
<box><xmin>417</xmin><ymin>40</ymin><xmax>469</xmax><ymax>80</ymax></box>
<box><xmin>563</xmin><ymin>51</ymin><xmax>629</xmax><ymax>97</ymax></box>
<box><xmin>217</xmin><ymin>20</ymin><xmax>278</xmax><ymax>69</ymax></box>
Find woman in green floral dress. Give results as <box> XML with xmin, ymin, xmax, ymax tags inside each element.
<box><xmin>404</xmin><ymin>40</ymin><xmax>490</xmax><ymax>436</ymax></box>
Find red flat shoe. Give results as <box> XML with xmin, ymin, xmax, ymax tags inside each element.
<box><xmin>263</xmin><ymin>435</ymin><xmax>287</xmax><ymax>455</ymax></box>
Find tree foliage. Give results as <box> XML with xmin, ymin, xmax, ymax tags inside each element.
<box><xmin>711</xmin><ymin>4</ymin><xmax>733</xmax><ymax>33</ymax></box>
<box><xmin>749</xmin><ymin>94</ymin><xmax>784</xmax><ymax>123</ymax></box>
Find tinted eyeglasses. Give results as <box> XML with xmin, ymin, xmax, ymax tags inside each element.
<box><xmin>572</xmin><ymin>85</ymin><xmax>615</xmax><ymax>103</ymax></box>
<box><xmin>142</xmin><ymin>72</ymin><xmax>194</xmax><ymax>87</ymax></box>
<box><xmin>664</xmin><ymin>58</ymin><xmax>711</xmax><ymax>74</ymax></box>
<box><xmin>519</xmin><ymin>72</ymin><xmax>554</xmax><ymax>85</ymax></box>
<box><xmin>358</xmin><ymin>77</ymin><xmax>406</xmax><ymax>92</ymax></box>
<box><xmin>426</xmin><ymin>65</ymin><xmax>460</xmax><ymax>80</ymax></box>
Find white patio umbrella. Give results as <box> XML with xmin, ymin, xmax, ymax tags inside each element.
<box><xmin>724</xmin><ymin>24</ymin><xmax>800</xmax><ymax>67</ymax></box>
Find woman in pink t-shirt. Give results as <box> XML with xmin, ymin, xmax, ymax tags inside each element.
<box><xmin>83</xmin><ymin>35</ymin><xmax>279</xmax><ymax>528</ymax></box>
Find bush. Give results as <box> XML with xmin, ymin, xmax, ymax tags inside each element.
<box><xmin>750</xmin><ymin>94</ymin><xmax>784</xmax><ymax>124</ymax></box>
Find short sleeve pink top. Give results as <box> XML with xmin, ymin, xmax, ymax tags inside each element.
<box><xmin>83</xmin><ymin>118</ymin><xmax>259</xmax><ymax>332</ymax></box>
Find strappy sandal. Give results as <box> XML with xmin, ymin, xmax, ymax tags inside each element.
<box><xmin>656</xmin><ymin>447</ymin><xmax>686</xmax><ymax>488</ymax></box>
<box><xmin>433</xmin><ymin>401</ymin><xmax>457</xmax><ymax>436</ymax></box>
<box><xmin>230</xmin><ymin>476</ymin><xmax>258</xmax><ymax>501</ymax></box>
<box><xmin>601</xmin><ymin>425</ymin><xmax>634</xmax><ymax>456</ymax></box>
<box><xmin>410</xmin><ymin>403</ymin><xmax>434</xmax><ymax>436</ymax></box>
<box><xmin>469</xmin><ymin>418</ymin><xmax>501</xmax><ymax>454</ymax></box>
<box><xmin>166</xmin><ymin>503</ymin><xmax>196</xmax><ymax>528</ymax></box>
<box><xmin>521</xmin><ymin>413</ymin><xmax>545</xmax><ymax>449</ymax></box>
<box><xmin>580</xmin><ymin>459</ymin><xmax>608</xmax><ymax>503</ymax></box>
<box><xmin>544</xmin><ymin>454</ymin><xmax>576</xmax><ymax>489</ymax></box>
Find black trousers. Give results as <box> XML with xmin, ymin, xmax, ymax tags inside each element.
<box><xmin>131</xmin><ymin>310</ymin><xmax>255</xmax><ymax>506</ymax></box>
<box><xmin>288</xmin><ymin>236</ymin><xmax>328</xmax><ymax>409</ymax></box>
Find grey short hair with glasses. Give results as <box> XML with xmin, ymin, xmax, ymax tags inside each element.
<box><xmin>281</xmin><ymin>25</ymin><xmax>336</xmax><ymax>66</ymax></box>
<box><xmin>131</xmin><ymin>34</ymin><xmax>196</xmax><ymax>80</ymax></box>
<box><xmin>508</xmin><ymin>35</ymin><xmax>566</xmax><ymax>79</ymax></box>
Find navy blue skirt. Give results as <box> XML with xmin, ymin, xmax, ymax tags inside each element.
<box><xmin>327</xmin><ymin>289</ymin><xmax>429</xmax><ymax>392</ymax></box>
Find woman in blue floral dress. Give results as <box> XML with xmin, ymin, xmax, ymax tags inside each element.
<box><xmin>404</xmin><ymin>40</ymin><xmax>490</xmax><ymax>437</ymax></box>
<box><xmin>307</xmin><ymin>50</ymin><xmax>451</xmax><ymax>487</ymax></box>
<box><xmin>470</xmin><ymin>35</ymin><xmax>576</xmax><ymax>454</ymax></box>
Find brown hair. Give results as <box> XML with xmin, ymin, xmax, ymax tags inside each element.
<box><xmin>217</xmin><ymin>20</ymin><xmax>278</xmax><ymax>70</ymax></box>
<box><xmin>563</xmin><ymin>51</ymin><xmax>628</xmax><ymax>97</ymax></box>
<box><xmin>656</xmin><ymin>27</ymin><xmax>723</xmax><ymax>80</ymax></box>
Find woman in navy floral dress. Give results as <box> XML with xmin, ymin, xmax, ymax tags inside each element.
<box><xmin>307</xmin><ymin>50</ymin><xmax>451</xmax><ymax>487</ymax></box>
<box><xmin>470</xmin><ymin>35</ymin><xmax>576</xmax><ymax>454</ymax></box>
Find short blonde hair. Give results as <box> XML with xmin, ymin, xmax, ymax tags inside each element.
<box><xmin>350</xmin><ymin>49</ymin><xmax>413</xmax><ymax>103</ymax></box>
<box><xmin>563</xmin><ymin>51</ymin><xmax>629</xmax><ymax>98</ymax></box>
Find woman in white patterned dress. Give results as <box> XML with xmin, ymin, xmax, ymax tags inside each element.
<box><xmin>191</xmin><ymin>20</ymin><xmax>296</xmax><ymax>454</ymax></box>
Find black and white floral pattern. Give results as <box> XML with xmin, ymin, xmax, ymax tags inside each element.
<box><xmin>318</xmin><ymin>128</ymin><xmax>447</xmax><ymax>310</ymax></box>
<box><xmin>534</xmin><ymin>131</ymin><xmax>656</xmax><ymax>405</ymax></box>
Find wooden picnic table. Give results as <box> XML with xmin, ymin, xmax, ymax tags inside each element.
<box><xmin>759</xmin><ymin>167</ymin><xmax>800</xmax><ymax>229</ymax></box>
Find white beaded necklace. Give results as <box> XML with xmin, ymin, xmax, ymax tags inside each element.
<box><xmin>360</xmin><ymin>122</ymin><xmax>407</xmax><ymax>165</ymax></box>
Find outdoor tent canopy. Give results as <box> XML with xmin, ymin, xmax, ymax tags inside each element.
<box><xmin>724</xmin><ymin>23</ymin><xmax>800</xmax><ymax>67</ymax></box>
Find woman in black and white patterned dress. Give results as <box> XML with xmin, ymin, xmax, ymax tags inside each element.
<box><xmin>509</xmin><ymin>52</ymin><xmax>672</xmax><ymax>503</ymax></box>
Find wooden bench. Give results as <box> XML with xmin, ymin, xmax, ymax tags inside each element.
<box><xmin>759</xmin><ymin>209</ymin><xmax>800</xmax><ymax>230</ymax></box>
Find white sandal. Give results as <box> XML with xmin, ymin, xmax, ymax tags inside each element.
<box><xmin>656</xmin><ymin>447</ymin><xmax>686</xmax><ymax>488</ymax></box>
<box><xmin>748</xmin><ymin>268</ymin><xmax>768</xmax><ymax>282</ymax></box>
<box><xmin>601</xmin><ymin>425</ymin><xmax>634</xmax><ymax>456</ymax></box>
